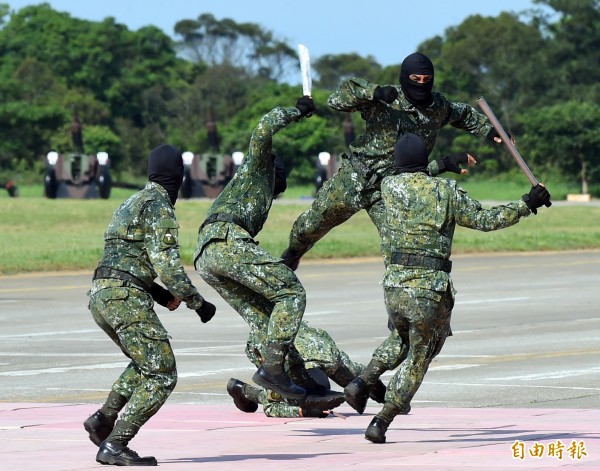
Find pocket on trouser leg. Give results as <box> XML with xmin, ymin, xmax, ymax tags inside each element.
<box><xmin>117</xmin><ymin>322</ymin><xmax>176</xmax><ymax>380</ymax></box>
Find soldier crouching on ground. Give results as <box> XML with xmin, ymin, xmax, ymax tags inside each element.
<box><xmin>84</xmin><ymin>144</ymin><xmax>217</xmax><ymax>466</ymax></box>
<box><xmin>358</xmin><ymin>133</ymin><xmax>550</xmax><ymax>444</ymax></box>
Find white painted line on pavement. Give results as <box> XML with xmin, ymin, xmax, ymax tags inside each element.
<box><xmin>456</xmin><ymin>297</ymin><xmax>529</xmax><ymax>305</ymax></box>
<box><xmin>488</xmin><ymin>366</ymin><xmax>600</xmax><ymax>381</ymax></box>
<box><xmin>0</xmin><ymin>329</ymin><xmax>98</xmax><ymax>339</ymax></box>
<box><xmin>0</xmin><ymin>362</ymin><xmax>127</xmax><ymax>376</ymax></box>
<box><xmin>427</xmin><ymin>381</ymin><xmax>600</xmax><ymax>391</ymax></box>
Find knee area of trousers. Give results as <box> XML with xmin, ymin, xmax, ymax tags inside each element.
<box><xmin>277</xmin><ymin>285</ymin><xmax>306</xmax><ymax>307</ymax></box>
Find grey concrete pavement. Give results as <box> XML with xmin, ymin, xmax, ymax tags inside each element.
<box><xmin>1</xmin><ymin>251</ymin><xmax>599</xmax><ymax>469</ymax></box>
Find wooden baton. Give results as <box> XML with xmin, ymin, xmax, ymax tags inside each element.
<box><xmin>477</xmin><ymin>96</ymin><xmax>539</xmax><ymax>186</ymax></box>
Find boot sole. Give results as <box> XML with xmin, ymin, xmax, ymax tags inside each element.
<box><xmin>96</xmin><ymin>452</ymin><xmax>157</xmax><ymax>466</ymax></box>
<box><xmin>344</xmin><ymin>393</ymin><xmax>367</xmax><ymax>414</ymax></box>
<box><xmin>365</xmin><ymin>431</ymin><xmax>386</xmax><ymax>444</ymax></box>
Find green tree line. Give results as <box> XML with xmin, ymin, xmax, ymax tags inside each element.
<box><xmin>0</xmin><ymin>0</ymin><xmax>598</xmax><ymax>193</ymax></box>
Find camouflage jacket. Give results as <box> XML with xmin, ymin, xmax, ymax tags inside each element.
<box><xmin>195</xmin><ymin>106</ymin><xmax>302</xmax><ymax>257</ymax></box>
<box><xmin>327</xmin><ymin>77</ymin><xmax>493</xmax><ymax>181</ymax></box>
<box><xmin>96</xmin><ymin>181</ymin><xmax>204</xmax><ymax>309</ymax></box>
<box><xmin>380</xmin><ymin>172</ymin><xmax>531</xmax><ymax>290</ymax></box>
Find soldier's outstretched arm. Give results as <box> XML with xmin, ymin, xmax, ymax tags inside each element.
<box><xmin>327</xmin><ymin>77</ymin><xmax>384</xmax><ymax>112</ymax></box>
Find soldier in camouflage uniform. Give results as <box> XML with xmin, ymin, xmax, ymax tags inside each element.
<box><xmin>84</xmin><ymin>144</ymin><xmax>217</xmax><ymax>466</ymax></box>
<box><xmin>282</xmin><ymin>52</ymin><xmax>505</xmax><ymax>271</ymax></box>
<box><xmin>360</xmin><ymin>133</ymin><xmax>550</xmax><ymax>444</ymax></box>
<box><xmin>194</xmin><ymin>96</ymin><xmax>324</xmax><ymax>404</ymax></box>
<box><xmin>226</xmin><ymin>320</ymin><xmax>397</xmax><ymax>417</ymax></box>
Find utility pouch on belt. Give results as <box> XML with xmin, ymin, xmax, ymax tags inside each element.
<box><xmin>93</xmin><ymin>266</ymin><xmax>150</xmax><ymax>290</ymax></box>
<box><xmin>391</xmin><ymin>252</ymin><xmax>452</xmax><ymax>273</ymax></box>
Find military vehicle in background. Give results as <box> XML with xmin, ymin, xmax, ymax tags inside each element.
<box><xmin>43</xmin><ymin>107</ymin><xmax>112</xmax><ymax>199</ymax></box>
<box><xmin>180</xmin><ymin>151</ymin><xmax>236</xmax><ymax>199</ymax></box>
<box><xmin>44</xmin><ymin>150</ymin><xmax>111</xmax><ymax>199</ymax></box>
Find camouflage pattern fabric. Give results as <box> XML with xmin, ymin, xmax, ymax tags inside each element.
<box><xmin>97</xmin><ymin>181</ymin><xmax>204</xmax><ymax>309</ymax></box>
<box><xmin>194</xmin><ymin>105</ymin><xmax>306</xmax><ymax>353</ymax></box>
<box><xmin>287</xmin><ymin>76</ymin><xmax>493</xmax><ymax>260</ymax></box>
<box><xmin>381</xmin><ymin>172</ymin><xmax>531</xmax><ymax>290</ymax></box>
<box><xmin>294</xmin><ymin>323</ymin><xmax>364</xmax><ymax>378</ymax></box>
<box><xmin>197</xmin><ymin>237</ymin><xmax>305</xmax><ymax>344</ymax></box>
<box><xmin>378</xmin><ymin>171</ymin><xmax>532</xmax><ymax>412</ymax></box>
<box><xmin>371</xmin><ymin>328</ymin><xmax>407</xmax><ymax>371</ymax></box>
<box><xmin>88</xmin><ymin>280</ymin><xmax>176</xmax><ymax>427</ymax></box>
<box><xmin>88</xmin><ymin>182</ymin><xmax>205</xmax><ymax>427</ymax></box>
<box><xmin>381</xmin><ymin>286</ymin><xmax>453</xmax><ymax>409</ymax></box>
<box><xmin>195</xmin><ymin>106</ymin><xmax>304</xmax><ymax>253</ymax></box>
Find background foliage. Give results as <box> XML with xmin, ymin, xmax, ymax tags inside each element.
<box><xmin>0</xmin><ymin>0</ymin><xmax>599</xmax><ymax>194</ymax></box>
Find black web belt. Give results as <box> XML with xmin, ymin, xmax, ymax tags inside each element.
<box><xmin>391</xmin><ymin>252</ymin><xmax>452</xmax><ymax>273</ymax></box>
<box><xmin>93</xmin><ymin>266</ymin><xmax>150</xmax><ymax>289</ymax></box>
<box><xmin>199</xmin><ymin>213</ymin><xmax>247</xmax><ymax>233</ymax></box>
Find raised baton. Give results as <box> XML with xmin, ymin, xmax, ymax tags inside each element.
<box><xmin>477</xmin><ymin>97</ymin><xmax>550</xmax><ymax>206</ymax></box>
<box><xmin>298</xmin><ymin>44</ymin><xmax>312</xmax><ymax>96</ymax></box>
<box><xmin>477</xmin><ymin>97</ymin><xmax>539</xmax><ymax>185</ymax></box>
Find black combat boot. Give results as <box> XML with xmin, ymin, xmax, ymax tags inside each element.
<box><xmin>227</xmin><ymin>378</ymin><xmax>259</xmax><ymax>413</ymax></box>
<box><xmin>365</xmin><ymin>403</ymin><xmax>403</xmax><ymax>444</ymax></box>
<box><xmin>331</xmin><ymin>360</ymin><xmax>384</xmax><ymax>407</ymax></box>
<box><xmin>345</xmin><ymin>359</ymin><xmax>388</xmax><ymax>413</ymax></box>
<box><xmin>83</xmin><ymin>410</ymin><xmax>117</xmax><ymax>446</ymax></box>
<box><xmin>96</xmin><ymin>420</ymin><xmax>157</xmax><ymax>466</ymax></box>
<box><xmin>344</xmin><ymin>377</ymin><xmax>370</xmax><ymax>414</ymax></box>
<box><xmin>252</xmin><ymin>342</ymin><xmax>307</xmax><ymax>402</ymax></box>
<box><xmin>365</xmin><ymin>416</ymin><xmax>390</xmax><ymax>444</ymax></box>
<box><xmin>288</xmin><ymin>360</ymin><xmax>345</xmax><ymax>409</ymax></box>
<box><xmin>84</xmin><ymin>391</ymin><xmax>127</xmax><ymax>446</ymax></box>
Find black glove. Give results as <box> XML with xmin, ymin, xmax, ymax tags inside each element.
<box><xmin>373</xmin><ymin>86</ymin><xmax>399</xmax><ymax>104</ymax></box>
<box><xmin>436</xmin><ymin>153</ymin><xmax>469</xmax><ymax>174</ymax></box>
<box><xmin>147</xmin><ymin>283</ymin><xmax>174</xmax><ymax>308</ymax></box>
<box><xmin>295</xmin><ymin>96</ymin><xmax>315</xmax><ymax>117</ymax></box>
<box><xmin>300</xmin><ymin>408</ymin><xmax>330</xmax><ymax>418</ymax></box>
<box><xmin>195</xmin><ymin>300</ymin><xmax>216</xmax><ymax>323</ymax></box>
<box><xmin>486</xmin><ymin>127</ymin><xmax>511</xmax><ymax>143</ymax></box>
<box><xmin>522</xmin><ymin>184</ymin><xmax>551</xmax><ymax>214</ymax></box>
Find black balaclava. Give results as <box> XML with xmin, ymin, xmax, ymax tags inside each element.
<box><xmin>273</xmin><ymin>153</ymin><xmax>287</xmax><ymax>196</ymax></box>
<box><xmin>147</xmin><ymin>144</ymin><xmax>184</xmax><ymax>205</ymax></box>
<box><xmin>399</xmin><ymin>52</ymin><xmax>434</xmax><ymax>107</ymax></box>
<box><xmin>394</xmin><ymin>133</ymin><xmax>429</xmax><ymax>173</ymax></box>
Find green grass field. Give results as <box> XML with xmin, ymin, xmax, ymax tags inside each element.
<box><xmin>1</xmin><ymin>182</ymin><xmax>597</xmax><ymax>276</ymax></box>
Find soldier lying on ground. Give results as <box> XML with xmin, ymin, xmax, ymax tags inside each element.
<box><xmin>227</xmin><ymin>321</ymin><xmax>400</xmax><ymax>417</ymax></box>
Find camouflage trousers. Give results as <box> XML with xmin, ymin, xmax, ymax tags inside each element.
<box><xmin>381</xmin><ymin>285</ymin><xmax>453</xmax><ymax>409</ymax></box>
<box><xmin>287</xmin><ymin>158</ymin><xmax>391</xmax><ymax>264</ymax></box>
<box><xmin>88</xmin><ymin>280</ymin><xmax>177</xmax><ymax>427</ymax></box>
<box><xmin>371</xmin><ymin>328</ymin><xmax>408</xmax><ymax>370</ymax></box>
<box><xmin>295</xmin><ymin>322</ymin><xmax>363</xmax><ymax>379</ymax></box>
<box><xmin>196</xmin><ymin>235</ymin><xmax>306</xmax><ymax>357</ymax></box>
